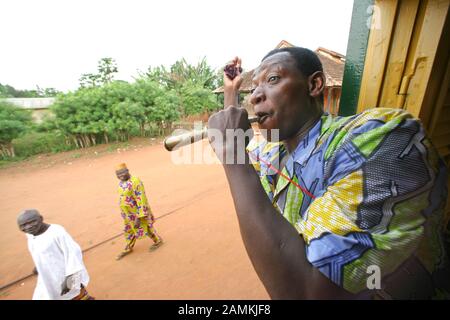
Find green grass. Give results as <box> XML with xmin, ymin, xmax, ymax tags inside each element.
<box><xmin>11</xmin><ymin>131</ymin><xmax>74</xmax><ymax>158</ymax></box>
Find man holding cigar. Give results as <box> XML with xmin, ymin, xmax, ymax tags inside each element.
<box><xmin>207</xmin><ymin>47</ymin><xmax>449</xmax><ymax>299</ymax></box>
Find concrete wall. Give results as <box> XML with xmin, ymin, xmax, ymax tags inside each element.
<box><xmin>3</xmin><ymin>97</ymin><xmax>56</xmax><ymax>123</ymax></box>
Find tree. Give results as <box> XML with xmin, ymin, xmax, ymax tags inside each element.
<box><xmin>79</xmin><ymin>73</ymin><xmax>101</xmax><ymax>88</ymax></box>
<box><xmin>0</xmin><ymin>83</ymin><xmax>15</xmax><ymax>97</ymax></box>
<box><xmin>47</xmin><ymin>57</ymin><xmax>217</xmax><ymax>151</ymax></box>
<box><xmin>143</xmin><ymin>57</ymin><xmax>219</xmax><ymax>90</ymax></box>
<box><xmin>110</xmin><ymin>100</ymin><xmax>145</xmax><ymax>141</ymax></box>
<box><xmin>148</xmin><ymin>87</ymin><xmax>181</xmax><ymax>135</ymax></box>
<box><xmin>98</xmin><ymin>57</ymin><xmax>118</xmax><ymax>84</ymax></box>
<box><xmin>50</xmin><ymin>86</ymin><xmax>114</xmax><ymax>148</ymax></box>
<box><xmin>142</xmin><ymin>66</ymin><xmax>170</xmax><ymax>87</ymax></box>
<box><xmin>179</xmin><ymin>83</ymin><xmax>220</xmax><ymax>116</ymax></box>
<box><xmin>141</xmin><ymin>58</ymin><xmax>220</xmax><ymax>117</ymax></box>
<box><xmin>0</xmin><ymin>100</ymin><xmax>32</xmax><ymax>157</ymax></box>
<box><xmin>0</xmin><ymin>83</ymin><xmax>61</xmax><ymax>97</ymax></box>
<box><xmin>79</xmin><ymin>57</ymin><xmax>118</xmax><ymax>88</ymax></box>
<box><xmin>35</xmin><ymin>86</ymin><xmax>61</xmax><ymax>97</ymax></box>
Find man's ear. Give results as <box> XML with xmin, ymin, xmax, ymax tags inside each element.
<box><xmin>308</xmin><ymin>71</ymin><xmax>325</xmax><ymax>98</ymax></box>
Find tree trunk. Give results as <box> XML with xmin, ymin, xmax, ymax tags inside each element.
<box><xmin>77</xmin><ymin>136</ymin><xmax>84</xmax><ymax>148</ymax></box>
<box><xmin>72</xmin><ymin>136</ymin><xmax>78</xmax><ymax>148</ymax></box>
<box><xmin>82</xmin><ymin>135</ymin><xmax>89</xmax><ymax>148</ymax></box>
<box><xmin>0</xmin><ymin>144</ymin><xmax>6</xmax><ymax>158</ymax></box>
<box><xmin>103</xmin><ymin>132</ymin><xmax>109</xmax><ymax>144</ymax></box>
<box><xmin>2</xmin><ymin>143</ymin><xmax>13</xmax><ymax>157</ymax></box>
<box><xmin>8</xmin><ymin>144</ymin><xmax>15</xmax><ymax>157</ymax></box>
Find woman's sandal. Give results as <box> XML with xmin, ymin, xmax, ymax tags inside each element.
<box><xmin>149</xmin><ymin>240</ymin><xmax>163</xmax><ymax>251</ymax></box>
<box><xmin>115</xmin><ymin>249</ymin><xmax>132</xmax><ymax>260</ymax></box>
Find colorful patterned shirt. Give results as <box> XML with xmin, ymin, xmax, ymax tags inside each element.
<box><xmin>118</xmin><ymin>176</ymin><xmax>155</xmax><ymax>239</ymax></box>
<box><xmin>247</xmin><ymin>108</ymin><xmax>449</xmax><ymax>299</ymax></box>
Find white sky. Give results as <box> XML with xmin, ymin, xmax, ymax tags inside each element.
<box><xmin>0</xmin><ymin>0</ymin><xmax>355</xmax><ymax>92</ymax></box>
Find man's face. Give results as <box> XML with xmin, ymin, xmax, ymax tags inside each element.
<box><xmin>250</xmin><ymin>52</ymin><xmax>313</xmax><ymax>142</ymax></box>
<box><xmin>116</xmin><ymin>169</ymin><xmax>130</xmax><ymax>181</ymax></box>
<box><xmin>18</xmin><ymin>214</ymin><xmax>43</xmax><ymax>236</ymax></box>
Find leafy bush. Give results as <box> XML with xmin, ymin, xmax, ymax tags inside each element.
<box><xmin>3</xmin><ymin>56</ymin><xmax>222</xmax><ymax>160</ymax></box>
<box><xmin>12</xmin><ymin>131</ymin><xmax>74</xmax><ymax>157</ymax></box>
<box><xmin>0</xmin><ymin>100</ymin><xmax>33</xmax><ymax>158</ymax></box>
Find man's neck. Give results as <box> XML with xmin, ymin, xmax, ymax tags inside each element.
<box><xmin>34</xmin><ymin>223</ymin><xmax>50</xmax><ymax>236</ymax></box>
<box><xmin>283</xmin><ymin>110</ymin><xmax>323</xmax><ymax>153</ymax></box>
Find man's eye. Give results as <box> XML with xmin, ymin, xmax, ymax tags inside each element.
<box><xmin>268</xmin><ymin>76</ymin><xmax>279</xmax><ymax>82</ymax></box>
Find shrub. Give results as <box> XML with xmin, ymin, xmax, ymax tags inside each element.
<box><xmin>12</xmin><ymin>131</ymin><xmax>74</xmax><ymax>157</ymax></box>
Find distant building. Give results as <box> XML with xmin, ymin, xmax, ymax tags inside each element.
<box><xmin>3</xmin><ymin>97</ymin><xmax>55</xmax><ymax>123</ymax></box>
<box><xmin>213</xmin><ymin>40</ymin><xmax>345</xmax><ymax>116</ymax></box>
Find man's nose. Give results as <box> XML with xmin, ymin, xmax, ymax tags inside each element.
<box><xmin>250</xmin><ymin>87</ymin><xmax>265</xmax><ymax>105</ymax></box>
<box><xmin>22</xmin><ymin>223</ymin><xmax>33</xmax><ymax>230</ymax></box>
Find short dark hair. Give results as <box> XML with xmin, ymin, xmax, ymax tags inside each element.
<box><xmin>262</xmin><ymin>47</ymin><xmax>323</xmax><ymax>78</ymax></box>
<box><xmin>262</xmin><ymin>47</ymin><xmax>324</xmax><ymax>103</ymax></box>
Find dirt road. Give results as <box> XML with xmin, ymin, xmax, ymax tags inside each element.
<box><xmin>0</xmin><ymin>138</ymin><xmax>268</xmax><ymax>299</ymax></box>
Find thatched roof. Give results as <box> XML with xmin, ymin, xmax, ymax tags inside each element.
<box><xmin>213</xmin><ymin>41</ymin><xmax>345</xmax><ymax>93</ymax></box>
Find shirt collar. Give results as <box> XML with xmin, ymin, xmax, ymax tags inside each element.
<box><xmin>285</xmin><ymin>117</ymin><xmax>323</xmax><ymax>174</ymax></box>
<box><xmin>253</xmin><ymin>116</ymin><xmax>323</xmax><ymax>177</ymax></box>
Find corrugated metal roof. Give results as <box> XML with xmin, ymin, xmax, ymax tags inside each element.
<box><xmin>3</xmin><ymin>97</ymin><xmax>56</xmax><ymax>109</ymax></box>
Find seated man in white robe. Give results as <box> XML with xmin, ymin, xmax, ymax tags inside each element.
<box><xmin>17</xmin><ymin>209</ymin><xmax>94</xmax><ymax>300</ymax></box>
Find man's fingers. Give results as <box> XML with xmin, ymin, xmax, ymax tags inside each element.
<box><xmin>225</xmin><ymin>57</ymin><xmax>241</xmax><ymax>69</ymax></box>
<box><xmin>236</xmin><ymin>58</ymin><xmax>242</xmax><ymax>71</ymax></box>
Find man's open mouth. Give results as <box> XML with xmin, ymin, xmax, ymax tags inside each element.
<box><xmin>256</xmin><ymin>112</ymin><xmax>271</xmax><ymax>125</ymax></box>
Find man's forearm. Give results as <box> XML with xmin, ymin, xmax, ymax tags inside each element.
<box><xmin>223</xmin><ymin>160</ymin><xmax>353</xmax><ymax>299</ymax></box>
<box><xmin>223</xmin><ymin>161</ymin><xmax>312</xmax><ymax>298</ymax></box>
<box><xmin>224</xmin><ymin>89</ymin><xmax>239</xmax><ymax>108</ymax></box>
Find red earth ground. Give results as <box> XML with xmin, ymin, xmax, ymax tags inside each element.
<box><xmin>0</xmin><ymin>137</ymin><xmax>269</xmax><ymax>299</ymax></box>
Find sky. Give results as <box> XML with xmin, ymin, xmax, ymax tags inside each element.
<box><xmin>1</xmin><ymin>0</ymin><xmax>355</xmax><ymax>92</ymax></box>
